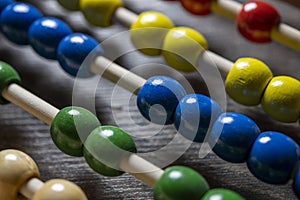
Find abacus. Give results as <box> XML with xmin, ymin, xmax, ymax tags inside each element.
<box><xmin>0</xmin><ymin>0</ymin><xmax>298</xmax><ymax>200</ymax></box>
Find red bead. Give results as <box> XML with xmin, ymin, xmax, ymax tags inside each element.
<box><xmin>180</xmin><ymin>0</ymin><xmax>213</xmax><ymax>15</ymax></box>
<box><xmin>237</xmin><ymin>1</ymin><xmax>280</xmax><ymax>43</ymax></box>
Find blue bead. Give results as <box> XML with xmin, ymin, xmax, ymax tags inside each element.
<box><xmin>247</xmin><ymin>131</ymin><xmax>300</xmax><ymax>184</ymax></box>
<box><xmin>137</xmin><ymin>76</ymin><xmax>186</xmax><ymax>125</ymax></box>
<box><xmin>293</xmin><ymin>168</ymin><xmax>300</xmax><ymax>198</ymax></box>
<box><xmin>174</xmin><ymin>94</ymin><xmax>222</xmax><ymax>142</ymax></box>
<box><xmin>0</xmin><ymin>3</ymin><xmax>42</xmax><ymax>45</ymax></box>
<box><xmin>208</xmin><ymin>112</ymin><xmax>260</xmax><ymax>163</ymax></box>
<box><xmin>57</xmin><ymin>33</ymin><xmax>103</xmax><ymax>78</ymax></box>
<box><xmin>0</xmin><ymin>0</ymin><xmax>14</xmax><ymax>14</ymax></box>
<box><xmin>28</xmin><ymin>17</ymin><xmax>72</xmax><ymax>59</ymax></box>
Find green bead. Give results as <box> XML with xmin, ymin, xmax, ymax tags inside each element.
<box><xmin>201</xmin><ymin>189</ymin><xmax>245</xmax><ymax>200</ymax></box>
<box><xmin>83</xmin><ymin>126</ymin><xmax>137</xmax><ymax>177</ymax></box>
<box><xmin>0</xmin><ymin>62</ymin><xmax>21</xmax><ymax>104</ymax></box>
<box><xmin>50</xmin><ymin>106</ymin><xmax>101</xmax><ymax>157</ymax></box>
<box><xmin>154</xmin><ymin>166</ymin><xmax>209</xmax><ymax>200</ymax></box>
<box><xmin>57</xmin><ymin>0</ymin><xmax>80</xmax><ymax>11</ymax></box>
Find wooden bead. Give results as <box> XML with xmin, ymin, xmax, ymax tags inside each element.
<box><xmin>57</xmin><ymin>0</ymin><xmax>79</xmax><ymax>11</ymax></box>
<box><xmin>32</xmin><ymin>179</ymin><xmax>87</xmax><ymax>200</ymax></box>
<box><xmin>80</xmin><ymin>0</ymin><xmax>123</xmax><ymax>27</ymax></box>
<box><xmin>225</xmin><ymin>58</ymin><xmax>273</xmax><ymax>106</ymax></box>
<box><xmin>130</xmin><ymin>11</ymin><xmax>174</xmax><ymax>56</ymax></box>
<box><xmin>162</xmin><ymin>27</ymin><xmax>208</xmax><ymax>72</ymax></box>
<box><xmin>180</xmin><ymin>0</ymin><xmax>213</xmax><ymax>15</ymax></box>
<box><xmin>261</xmin><ymin>76</ymin><xmax>300</xmax><ymax>123</ymax></box>
<box><xmin>0</xmin><ymin>149</ymin><xmax>40</xmax><ymax>200</ymax></box>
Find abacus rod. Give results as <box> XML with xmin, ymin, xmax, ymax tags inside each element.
<box><xmin>211</xmin><ymin>0</ymin><xmax>242</xmax><ymax>19</ymax></box>
<box><xmin>2</xmin><ymin>83</ymin><xmax>59</xmax><ymax>125</ymax></box>
<box><xmin>200</xmin><ymin>50</ymin><xmax>233</xmax><ymax>74</ymax></box>
<box><xmin>271</xmin><ymin>23</ymin><xmax>300</xmax><ymax>51</ymax></box>
<box><xmin>19</xmin><ymin>178</ymin><xmax>44</xmax><ymax>199</ymax></box>
<box><xmin>90</xmin><ymin>56</ymin><xmax>147</xmax><ymax>95</ymax></box>
<box><xmin>114</xmin><ymin>7</ymin><xmax>138</xmax><ymax>28</ymax></box>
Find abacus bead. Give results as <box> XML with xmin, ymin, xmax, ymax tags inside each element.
<box><xmin>293</xmin><ymin>168</ymin><xmax>300</xmax><ymax>198</ymax></box>
<box><xmin>0</xmin><ymin>61</ymin><xmax>21</xmax><ymax>104</ymax></box>
<box><xmin>28</xmin><ymin>17</ymin><xmax>72</xmax><ymax>59</ymax></box>
<box><xmin>0</xmin><ymin>0</ymin><xmax>14</xmax><ymax>13</ymax></box>
<box><xmin>50</xmin><ymin>106</ymin><xmax>101</xmax><ymax>157</ymax></box>
<box><xmin>0</xmin><ymin>149</ymin><xmax>40</xmax><ymax>200</ymax></box>
<box><xmin>32</xmin><ymin>179</ymin><xmax>87</xmax><ymax>200</ymax></box>
<box><xmin>180</xmin><ymin>0</ymin><xmax>213</xmax><ymax>15</ymax></box>
<box><xmin>208</xmin><ymin>112</ymin><xmax>260</xmax><ymax>163</ymax></box>
<box><xmin>201</xmin><ymin>189</ymin><xmax>245</xmax><ymax>200</ymax></box>
<box><xmin>162</xmin><ymin>27</ymin><xmax>208</xmax><ymax>72</ymax></box>
<box><xmin>130</xmin><ymin>11</ymin><xmax>174</xmax><ymax>56</ymax></box>
<box><xmin>0</xmin><ymin>3</ymin><xmax>42</xmax><ymax>45</ymax></box>
<box><xmin>225</xmin><ymin>58</ymin><xmax>273</xmax><ymax>106</ymax></box>
<box><xmin>237</xmin><ymin>1</ymin><xmax>280</xmax><ymax>43</ymax></box>
<box><xmin>83</xmin><ymin>126</ymin><xmax>137</xmax><ymax>177</ymax></box>
<box><xmin>80</xmin><ymin>0</ymin><xmax>122</xmax><ymax>27</ymax></box>
<box><xmin>174</xmin><ymin>94</ymin><xmax>222</xmax><ymax>142</ymax></box>
<box><xmin>57</xmin><ymin>0</ymin><xmax>80</xmax><ymax>11</ymax></box>
<box><xmin>137</xmin><ymin>76</ymin><xmax>186</xmax><ymax>125</ymax></box>
<box><xmin>261</xmin><ymin>76</ymin><xmax>300</xmax><ymax>123</ymax></box>
<box><xmin>247</xmin><ymin>131</ymin><xmax>300</xmax><ymax>184</ymax></box>
<box><xmin>154</xmin><ymin>166</ymin><xmax>209</xmax><ymax>200</ymax></box>
<box><xmin>57</xmin><ymin>33</ymin><xmax>103</xmax><ymax>77</ymax></box>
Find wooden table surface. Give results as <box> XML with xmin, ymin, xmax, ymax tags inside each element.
<box><xmin>0</xmin><ymin>0</ymin><xmax>300</xmax><ymax>199</ymax></box>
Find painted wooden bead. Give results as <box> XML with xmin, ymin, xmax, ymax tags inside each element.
<box><xmin>32</xmin><ymin>179</ymin><xmax>87</xmax><ymax>200</ymax></box>
<box><xmin>162</xmin><ymin>27</ymin><xmax>208</xmax><ymax>72</ymax></box>
<box><xmin>50</xmin><ymin>106</ymin><xmax>101</xmax><ymax>157</ymax></box>
<box><xmin>293</xmin><ymin>168</ymin><xmax>300</xmax><ymax>198</ymax></box>
<box><xmin>201</xmin><ymin>188</ymin><xmax>245</xmax><ymax>200</ymax></box>
<box><xmin>0</xmin><ymin>0</ymin><xmax>14</xmax><ymax>14</ymax></box>
<box><xmin>80</xmin><ymin>0</ymin><xmax>122</xmax><ymax>27</ymax></box>
<box><xmin>83</xmin><ymin>126</ymin><xmax>137</xmax><ymax>177</ymax></box>
<box><xmin>28</xmin><ymin>17</ymin><xmax>72</xmax><ymax>60</ymax></box>
<box><xmin>180</xmin><ymin>0</ymin><xmax>213</xmax><ymax>15</ymax></box>
<box><xmin>247</xmin><ymin>131</ymin><xmax>300</xmax><ymax>184</ymax></box>
<box><xmin>137</xmin><ymin>76</ymin><xmax>186</xmax><ymax>125</ymax></box>
<box><xmin>130</xmin><ymin>11</ymin><xmax>174</xmax><ymax>56</ymax></box>
<box><xmin>154</xmin><ymin>166</ymin><xmax>209</xmax><ymax>200</ymax></box>
<box><xmin>225</xmin><ymin>57</ymin><xmax>273</xmax><ymax>106</ymax></box>
<box><xmin>57</xmin><ymin>33</ymin><xmax>103</xmax><ymax>77</ymax></box>
<box><xmin>237</xmin><ymin>1</ymin><xmax>280</xmax><ymax>43</ymax></box>
<box><xmin>174</xmin><ymin>94</ymin><xmax>222</xmax><ymax>142</ymax></box>
<box><xmin>208</xmin><ymin>112</ymin><xmax>260</xmax><ymax>163</ymax></box>
<box><xmin>57</xmin><ymin>0</ymin><xmax>79</xmax><ymax>11</ymax></box>
<box><xmin>0</xmin><ymin>2</ymin><xmax>42</xmax><ymax>45</ymax></box>
<box><xmin>261</xmin><ymin>76</ymin><xmax>300</xmax><ymax>123</ymax></box>
<box><xmin>0</xmin><ymin>149</ymin><xmax>40</xmax><ymax>200</ymax></box>
<box><xmin>0</xmin><ymin>61</ymin><xmax>21</xmax><ymax>104</ymax></box>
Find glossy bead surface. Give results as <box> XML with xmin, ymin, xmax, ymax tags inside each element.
<box><xmin>137</xmin><ymin>76</ymin><xmax>186</xmax><ymax>125</ymax></box>
<box><xmin>57</xmin><ymin>0</ymin><xmax>79</xmax><ymax>11</ymax></box>
<box><xmin>162</xmin><ymin>27</ymin><xmax>208</xmax><ymax>72</ymax></box>
<box><xmin>57</xmin><ymin>33</ymin><xmax>103</xmax><ymax>77</ymax></box>
<box><xmin>247</xmin><ymin>131</ymin><xmax>300</xmax><ymax>184</ymax></box>
<box><xmin>261</xmin><ymin>76</ymin><xmax>300</xmax><ymax>123</ymax></box>
<box><xmin>174</xmin><ymin>94</ymin><xmax>222</xmax><ymax>142</ymax></box>
<box><xmin>0</xmin><ymin>3</ymin><xmax>42</xmax><ymax>45</ymax></box>
<box><xmin>293</xmin><ymin>168</ymin><xmax>300</xmax><ymax>198</ymax></box>
<box><xmin>0</xmin><ymin>149</ymin><xmax>40</xmax><ymax>200</ymax></box>
<box><xmin>29</xmin><ymin>17</ymin><xmax>72</xmax><ymax>59</ymax></box>
<box><xmin>180</xmin><ymin>0</ymin><xmax>213</xmax><ymax>15</ymax></box>
<box><xmin>80</xmin><ymin>0</ymin><xmax>122</xmax><ymax>27</ymax></box>
<box><xmin>208</xmin><ymin>112</ymin><xmax>260</xmax><ymax>163</ymax></box>
<box><xmin>0</xmin><ymin>0</ymin><xmax>14</xmax><ymax>14</ymax></box>
<box><xmin>237</xmin><ymin>1</ymin><xmax>280</xmax><ymax>43</ymax></box>
<box><xmin>225</xmin><ymin>58</ymin><xmax>273</xmax><ymax>106</ymax></box>
<box><xmin>201</xmin><ymin>189</ymin><xmax>244</xmax><ymax>200</ymax></box>
<box><xmin>32</xmin><ymin>179</ymin><xmax>87</xmax><ymax>200</ymax></box>
<box><xmin>50</xmin><ymin>106</ymin><xmax>100</xmax><ymax>157</ymax></box>
<box><xmin>154</xmin><ymin>166</ymin><xmax>209</xmax><ymax>200</ymax></box>
<box><xmin>0</xmin><ymin>61</ymin><xmax>21</xmax><ymax>104</ymax></box>
<box><xmin>130</xmin><ymin>11</ymin><xmax>174</xmax><ymax>56</ymax></box>
<box><xmin>83</xmin><ymin>126</ymin><xmax>137</xmax><ymax>177</ymax></box>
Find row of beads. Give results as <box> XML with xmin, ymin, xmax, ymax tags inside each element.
<box><xmin>54</xmin><ymin>0</ymin><xmax>300</xmax><ymax>124</ymax></box>
<box><xmin>0</xmin><ymin>61</ymin><xmax>243</xmax><ymax>200</ymax></box>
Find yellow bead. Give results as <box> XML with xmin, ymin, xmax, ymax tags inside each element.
<box><xmin>57</xmin><ymin>0</ymin><xmax>80</xmax><ymax>11</ymax></box>
<box><xmin>262</xmin><ymin>76</ymin><xmax>300</xmax><ymax>123</ymax></box>
<box><xmin>80</xmin><ymin>0</ymin><xmax>123</xmax><ymax>27</ymax></box>
<box><xmin>33</xmin><ymin>179</ymin><xmax>87</xmax><ymax>200</ymax></box>
<box><xmin>130</xmin><ymin>11</ymin><xmax>174</xmax><ymax>56</ymax></box>
<box><xmin>0</xmin><ymin>149</ymin><xmax>40</xmax><ymax>200</ymax></box>
<box><xmin>162</xmin><ymin>27</ymin><xmax>208</xmax><ymax>72</ymax></box>
<box><xmin>225</xmin><ymin>58</ymin><xmax>273</xmax><ymax>106</ymax></box>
